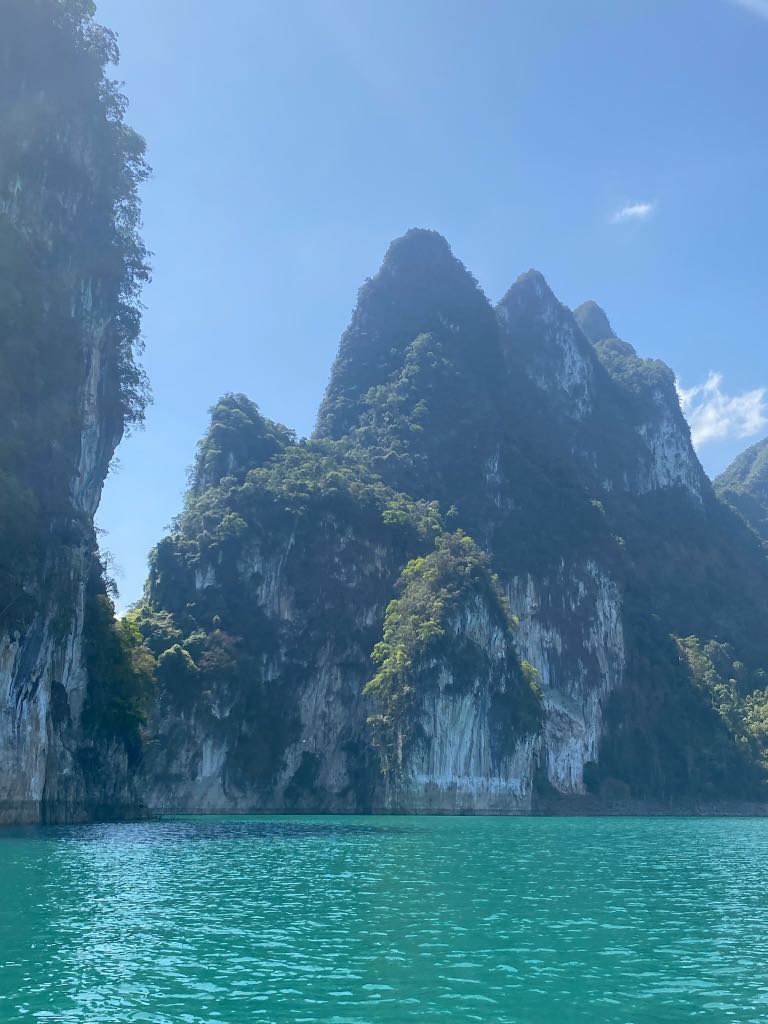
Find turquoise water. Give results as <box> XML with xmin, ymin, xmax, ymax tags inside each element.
<box><xmin>1</xmin><ymin>817</ymin><xmax>768</xmax><ymax>1022</ymax></box>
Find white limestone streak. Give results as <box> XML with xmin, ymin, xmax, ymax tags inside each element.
<box><xmin>634</xmin><ymin>391</ymin><xmax>703</xmax><ymax>500</ymax></box>
<box><xmin>507</xmin><ymin>560</ymin><xmax>625</xmax><ymax>793</ymax></box>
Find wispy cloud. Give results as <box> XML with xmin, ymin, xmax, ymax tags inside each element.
<box><xmin>677</xmin><ymin>372</ymin><xmax>767</xmax><ymax>446</ymax></box>
<box><xmin>611</xmin><ymin>201</ymin><xmax>655</xmax><ymax>224</ymax></box>
<box><xmin>729</xmin><ymin>0</ymin><xmax>768</xmax><ymax>20</ymax></box>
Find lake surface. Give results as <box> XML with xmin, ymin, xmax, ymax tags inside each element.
<box><xmin>1</xmin><ymin>816</ymin><xmax>768</xmax><ymax>1022</ymax></box>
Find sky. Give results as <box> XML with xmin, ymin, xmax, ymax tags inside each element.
<box><xmin>94</xmin><ymin>0</ymin><xmax>768</xmax><ymax>610</ymax></box>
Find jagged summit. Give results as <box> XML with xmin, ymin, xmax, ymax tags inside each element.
<box><xmin>380</xmin><ymin>227</ymin><xmax>456</xmax><ymax>272</ymax></box>
<box><xmin>496</xmin><ymin>268</ymin><xmax>586</xmax><ymax>346</ymax></box>
<box><xmin>315</xmin><ymin>229</ymin><xmax>497</xmax><ymax>440</ymax></box>
<box><xmin>132</xmin><ymin>229</ymin><xmax>768</xmax><ymax>819</ymax></box>
<box><xmin>498</xmin><ymin>268</ymin><xmax>557</xmax><ymax>310</ymax></box>
<box><xmin>496</xmin><ymin>268</ymin><xmax>598</xmax><ymax>421</ymax></box>
<box><xmin>369</xmin><ymin>227</ymin><xmax>491</xmax><ymax>327</ymax></box>
<box><xmin>574</xmin><ymin>300</ymin><xmax>614</xmax><ymax>343</ymax></box>
<box><xmin>493</xmin><ymin>268</ymin><xmax>706</xmax><ymax>500</ymax></box>
<box><xmin>192</xmin><ymin>393</ymin><xmax>292</xmax><ymax>494</ymax></box>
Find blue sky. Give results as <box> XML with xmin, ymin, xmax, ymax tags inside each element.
<box><xmin>95</xmin><ymin>0</ymin><xmax>768</xmax><ymax>609</ymax></box>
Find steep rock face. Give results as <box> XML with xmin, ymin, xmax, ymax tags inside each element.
<box><xmin>592</xmin><ymin>332</ymin><xmax>704</xmax><ymax>500</ymax></box>
<box><xmin>0</xmin><ymin>2</ymin><xmax>150</xmax><ymax>823</ymax></box>
<box><xmin>365</xmin><ymin>533</ymin><xmax>543</xmax><ymax>813</ymax></box>
<box><xmin>572</xmin><ymin>300</ymin><xmax>613</xmax><ymax>344</ymax></box>
<box><xmin>498</xmin><ymin>271</ymin><xmax>596</xmax><ymax>421</ymax></box>
<box><xmin>139</xmin><ymin>396</ymin><xmax>439</xmax><ymax>812</ymax></box>
<box><xmin>142</xmin><ymin>523</ymin><xmax>389</xmax><ymax>814</ymax></box>
<box><xmin>387</xmin><ymin>592</ymin><xmax>540</xmax><ymax>814</ymax></box>
<box><xmin>633</xmin><ymin>392</ymin><xmax>703</xmax><ymax>496</ymax></box>
<box><xmin>316</xmin><ymin>229</ymin><xmax>501</xmax><ymax>445</ymax></box>
<box><xmin>312</xmin><ymin>233</ymin><xmax>627</xmax><ymax>806</ymax></box>
<box><xmin>137</xmin><ymin>231</ymin><xmax>768</xmax><ymax>813</ymax></box>
<box><xmin>507</xmin><ymin>559</ymin><xmax>625</xmax><ymax>794</ymax></box>
<box><xmin>715</xmin><ymin>437</ymin><xmax>768</xmax><ymax>541</ymax></box>
<box><xmin>498</xmin><ymin>282</ymin><xmax>705</xmax><ymax>501</ymax></box>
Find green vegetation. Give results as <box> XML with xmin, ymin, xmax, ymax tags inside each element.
<box><xmin>715</xmin><ymin>437</ymin><xmax>768</xmax><ymax>543</ymax></box>
<box><xmin>0</xmin><ymin>0</ymin><xmax>149</xmax><ymax>624</ymax></box>
<box><xmin>136</xmin><ymin>400</ymin><xmax>452</xmax><ymax>791</ymax></box>
<box><xmin>134</xmin><ymin>228</ymin><xmax>768</xmax><ymax>806</ymax></box>
<box><xmin>572</xmin><ymin>300</ymin><xmax>614</xmax><ymax>343</ymax></box>
<box><xmin>82</xmin><ymin>561</ymin><xmax>156</xmax><ymax>764</ymax></box>
<box><xmin>611</xmin><ymin>490</ymin><xmax>768</xmax><ymax>673</ymax></box>
<box><xmin>192</xmin><ymin>394</ymin><xmax>294</xmax><ymax>492</ymax></box>
<box><xmin>364</xmin><ymin>531</ymin><xmax>541</xmax><ymax>774</ymax></box>
<box><xmin>593</xmin><ymin>338</ymin><xmax>675</xmax><ymax>398</ymax></box>
<box><xmin>316</xmin><ymin>229</ymin><xmax>499</xmax><ymax>442</ymax></box>
<box><xmin>678</xmin><ymin>636</ymin><xmax>768</xmax><ymax>775</ymax></box>
<box><xmin>590</xmin><ymin>614</ymin><xmax>768</xmax><ymax>801</ymax></box>
<box><xmin>147</xmin><ymin>422</ymin><xmax>444</xmax><ymax>636</ymax></box>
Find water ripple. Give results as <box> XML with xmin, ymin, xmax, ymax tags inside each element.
<box><xmin>1</xmin><ymin>816</ymin><xmax>768</xmax><ymax>1021</ymax></box>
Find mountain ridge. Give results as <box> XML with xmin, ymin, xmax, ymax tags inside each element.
<box><xmin>0</xmin><ymin>0</ymin><xmax>151</xmax><ymax>823</ymax></box>
<box><xmin>132</xmin><ymin>229</ymin><xmax>768</xmax><ymax>815</ymax></box>
<box><xmin>2</xmin><ymin>7</ymin><xmax>768</xmax><ymax>826</ymax></box>
<box><xmin>715</xmin><ymin>437</ymin><xmax>768</xmax><ymax>542</ymax></box>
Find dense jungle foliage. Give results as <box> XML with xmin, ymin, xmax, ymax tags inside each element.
<box><xmin>715</xmin><ymin>437</ymin><xmax>768</xmax><ymax>543</ymax></box>
<box><xmin>364</xmin><ymin>531</ymin><xmax>542</xmax><ymax>774</ymax></box>
<box><xmin>82</xmin><ymin>558</ymin><xmax>156</xmax><ymax>765</ymax></box>
<box><xmin>8</xmin><ymin>4</ymin><xmax>768</xmax><ymax>810</ymax></box>
<box><xmin>136</xmin><ymin>229</ymin><xmax>768</xmax><ymax>801</ymax></box>
<box><xmin>0</xmin><ymin>0</ymin><xmax>149</xmax><ymax>626</ymax></box>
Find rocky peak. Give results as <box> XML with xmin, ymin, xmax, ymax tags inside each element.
<box><xmin>378</xmin><ymin>227</ymin><xmax>459</xmax><ymax>275</ymax></box>
<box><xmin>573</xmin><ymin>300</ymin><xmax>614</xmax><ymax>343</ymax></box>
<box><xmin>498</xmin><ymin>277</ymin><xmax>705</xmax><ymax>500</ymax></box>
<box><xmin>498</xmin><ymin>269</ymin><xmax>558</xmax><ymax>318</ymax></box>
<box><xmin>315</xmin><ymin>229</ymin><xmax>497</xmax><ymax>440</ymax></box>
<box><xmin>590</xmin><ymin>332</ymin><xmax>705</xmax><ymax>500</ymax></box>
<box><xmin>192</xmin><ymin>393</ymin><xmax>292</xmax><ymax>494</ymax></box>
<box><xmin>133</xmin><ymin>230</ymin><xmax>768</xmax><ymax>818</ymax></box>
<box><xmin>496</xmin><ymin>270</ymin><xmax>597</xmax><ymax>420</ymax></box>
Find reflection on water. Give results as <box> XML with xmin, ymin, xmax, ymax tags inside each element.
<box><xmin>1</xmin><ymin>816</ymin><xmax>768</xmax><ymax>1022</ymax></box>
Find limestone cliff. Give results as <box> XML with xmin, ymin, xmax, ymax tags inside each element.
<box><xmin>0</xmin><ymin>1</ymin><xmax>150</xmax><ymax>823</ymax></box>
<box><xmin>380</xmin><ymin>590</ymin><xmax>541</xmax><ymax>814</ymax></box>
<box><xmin>498</xmin><ymin>278</ymin><xmax>706</xmax><ymax>500</ymax></box>
<box><xmin>5</xmin><ymin>10</ymin><xmax>767</xmax><ymax>823</ymax></box>
<box><xmin>135</xmin><ymin>230</ymin><xmax>768</xmax><ymax>813</ymax></box>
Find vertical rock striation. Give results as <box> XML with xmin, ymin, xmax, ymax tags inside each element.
<box><xmin>135</xmin><ymin>229</ymin><xmax>768</xmax><ymax>813</ymax></box>
<box><xmin>0</xmin><ymin>1</ymin><xmax>150</xmax><ymax>822</ymax></box>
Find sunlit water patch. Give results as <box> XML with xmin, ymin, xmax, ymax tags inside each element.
<box><xmin>1</xmin><ymin>816</ymin><xmax>768</xmax><ymax>1022</ymax></box>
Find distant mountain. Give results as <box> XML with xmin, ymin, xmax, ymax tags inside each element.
<box><xmin>135</xmin><ymin>230</ymin><xmax>768</xmax><ymax>814</ymax></box>
<box><xmin>715</xmin><ymin>438</ymin><xmax>768</xmax><ymax>542</ymax></box>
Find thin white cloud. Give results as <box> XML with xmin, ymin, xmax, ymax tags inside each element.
<box><xmin>611</xmin><ymin>201</ymin><xmax>655</xmax><ymax>224</ymax></box>
<box><xmin>729</xmin><ymin>0</ymin><xmax>768</xmax><ymax>20</ymax></box>
<box><xmin>677</xmin><ymin>372</ymin><xmax>767</xmax><ymax>447</ymax></box>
